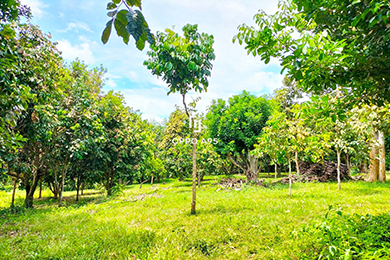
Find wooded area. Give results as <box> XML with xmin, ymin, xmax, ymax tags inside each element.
<box><xmin>1</xmin><ymin>0</ymin><xmax>390</xmax><ymax>259</ymax></box>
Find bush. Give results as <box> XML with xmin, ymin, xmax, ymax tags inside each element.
<box><xmin>295</xmin><ymin>206</ymin><xmax>390</xmax><ymax>259</ymax></box>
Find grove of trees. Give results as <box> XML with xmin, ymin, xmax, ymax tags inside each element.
<box><xmin>1</xmin><ymin>0</ymin><xmax>389</xmax><ymax>216</ymax></box>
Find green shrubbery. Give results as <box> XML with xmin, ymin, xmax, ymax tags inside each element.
<box><xmin>296</xmin><ymin>206</ymin><xmax>390</xmax><ymax>259</ymax></box>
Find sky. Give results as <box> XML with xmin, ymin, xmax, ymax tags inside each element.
<box><xmin>20</xmin><ymin>0</ymin><xmax>284</xmax><ymax>122</ymax></box>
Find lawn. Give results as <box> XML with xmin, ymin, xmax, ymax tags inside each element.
<box><xmin>1</xmin><ymin>176</ymin><xmax>390</xmax><ymax>259</ymax></box>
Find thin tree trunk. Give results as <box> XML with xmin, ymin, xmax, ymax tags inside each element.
<box><xmin>53</xmin><ymin>163</ymin><xmax>59</xmax><ymax>199</ymax></box>
<box><xmin>274</xmin><ymin>163</ymin><xmax>278</xmax><ymax>180</ymax></box>
<box><xmin>288</xmin><ymin>158</ymin><xmax>292</xmax><ymax>197</ymax></box>
<box><xmin>368</xmin><ymin>132</ymin><xmax>380</xmax><ymax>182</ymax></box>
<box><xmin>151</xmin><ymin>175</ymin><xmax>154</xmax><ymax>185</ymax></box>
<box><xmin>58</xmin><ymin>172</ymin><xmax>66</xmax><ymax>206</ymax></box>
<box><xmin>337</xmin><ymin>149</ymin><xmax>341</xmax><ymax>190</ymax></box>
<box><xmin>76</xmin><ymin>186</ymin><xmax>80</xmax><ymax>202</ymax></box>
<box><xmin>295</xmin><ymin>151</ymin><xmax>300</xmax><ymax>175</ymax></box>
<box><xmin>81</xmin><ymin>182</ymin><xmax>85</xmax><ymax>195</ymax></box>
<box><xmin>191</xmin><ymin>121</ymin><xmax>197</xmax><ymax>215</ymax></box>
<box><xmin>58</xmin><ymin>157</ymin><xmax>69</xmax><ymax>207</ymax></box>
<box><xmin>182</xmin><ymin>94</ymin><xmax>197</xmax><ymax>215</ymax></box>
<box><xmin>39</xmin><ymin>177</ymin><xmax>43</xmax><ymax>199</ymax></box>
<box><xmin>139</xmin><ymin>179</ymin><xmax>148</xmax><ymax>189</ymax></box>
<box><xmin>76</xmin><ymin>175</ymin><xmax>80</xmax><ymax>202</ymax></box>
<box><xmin>11</xmin><ymin>179</ymin><xmax>17</xmax><ymax>208</ymax></box>
<box><xmin>346</xmin><ymin>153</ymin><xmax>351</xmax><ymax>175</ymax></box>
<box><xmin>379</xmin><ymin>131</ymin><xmax>386</xmax><ymax>183</ymax></box>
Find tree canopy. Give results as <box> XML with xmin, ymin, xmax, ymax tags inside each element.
<box><xmin>234</xmin><ymin>0</ymin><xmax>390</xmax><ymax>105</ymax></box>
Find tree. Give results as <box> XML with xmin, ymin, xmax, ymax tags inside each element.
<box><xmin>2</xmin><ymin>24</ymin><xmax>65</xmax><ymax>208</ymax></box>
<box><xmin>301</xmin><ymin>94</ymin><xmax>367</xmax><ymax>189</ymax></box>
<box><xmin>144</xmin><ymin>24</ymin><xmax>215</xmax><ymax>214</ymax></box>
<box><xmin>350</xmin><ymin>104</ymin><xmax>390</xmax><ymax>182</ymax></box>
<box><xmin>205</xmin><ymin>91</ymin><xmax>273</xmax><ymax>181</ymax></box>
<box><xmin>102</xmin><ymin>0</ymin><xmax>154</xmax><ymax>50</ymax></box>
<box><xmin>234</xmin><ymin>0</ymin><xmax>390</xmax><ymax>105</ymax></box>
<box><xmin>0</xmin><ymin>0</ymin><xmax>30</xmax><ymax>23</ymax></box>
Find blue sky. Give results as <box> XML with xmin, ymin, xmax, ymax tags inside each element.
<box><xmin>21</xmin><ymin>0</ymin><xmax>283</xmax><ymax>122</ymax></box>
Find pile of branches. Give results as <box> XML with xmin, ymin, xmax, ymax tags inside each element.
<box><xmin>218</xmin><ymin>178</ymin><xmax>245</xmax><ymax>188</ymax></box>
<box><xmin>279</xmin><ymin>161</ymin><xmax>352</xmax><ymax>184</ymax></box>
<box><xmin>217</xmin><ymin>177</ymin><xmax>267</xmax><ymax>189</ymax></box>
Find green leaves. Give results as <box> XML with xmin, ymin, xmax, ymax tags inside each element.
<box><xmin>101</xmin><ymin>20</ymin><xmax>113</xmax><ymax>44</ymax></box>
<box><xmin>144</xmin><ymin>24</ymin><xmax>215</xmax><ymax>95</ymax></box>
<box><xmin>114</xmin><ymin>10</ymin><xmax>130</xmax><ymax>44</ymax></box>
<box><xmin>102</xmin><ymin>0</ymin><xmax>154</xmax><ymax>50</ymax></box>
<box><xmin>234</xmin><ymin>0</ymin><xmax>390</xmax><ymax>105</ymax></box>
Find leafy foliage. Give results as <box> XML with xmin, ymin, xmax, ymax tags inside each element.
<box><xmin>296</xmin><ymin>208</ymin><xmax>390</xmax><ymax>259</ymax></box>
<box><xmin>144</xmin><ymin>24</ymin><xmax>215</xmax><ymax>95</ymax></box>
<box><xmin>102</xmin><ymin>0</ymin><xmax>154</xmax><ymax>50</ymax></box>
<box><xmin>234</xmin><ymin>0</ymin><xmax>390</xmax><ymax>105</ymax></box>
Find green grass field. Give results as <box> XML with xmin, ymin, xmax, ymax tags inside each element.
<box><xmin>1</xmin><ymin>175</ymin><xmax>390</xmax><ymax>259</ymax></box>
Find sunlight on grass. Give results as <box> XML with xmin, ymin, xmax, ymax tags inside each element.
<box><xmin>1</xmin><ymin>177</ymin><xmax>390</xmax><ymax>259</ymax></box>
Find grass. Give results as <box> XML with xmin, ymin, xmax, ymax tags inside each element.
<box><xmin>1</xmin><ymin>175</ymin><xmax>390</xmax><ymax>259</ymax></box>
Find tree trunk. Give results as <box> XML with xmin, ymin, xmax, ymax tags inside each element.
<box><xmin>11</xmin><ymin>179</ymin><xmax>17</xmax><ymax>208</ymax></box>
<box><xmin>151</xmin><ymin>175</ymin><xmax>154</xmax><ymax>185</ymax></box>
<box><xmin>288</xmin><ymin>158</ymin><xmax>292</xmax><ymax>197</ymax></box>
<box><xmin>76</xmin><ymin>185</ymin><xmax>80</xmax><ymax>202</ymax></box>
<box><xmin>368</xmin><ymin>132</ymin><xmax>379</xmax><ymax>182</ymax></box>
<box><xmin>58</xmin><ymin>159</ymin><xmax>69</xmax><ymax>207</ymax></box>
<box><xmin>337</xmin><ymin>149</ymin><xmax>341</xmax><ymax>190</ymax></box>
<box><xmin>76</xmin><ymin>175</ymin><xmax>81</xmax><ymax>202</ymax></box>
<box><xmin>191</xmin><ymin>120</ymin><xmax>197</xmax><ymax>215</ymax></box>
<box><xmin>378</xmin><ymin>131</ymin><xmax>386</xmax><ymax>183</ymax></box>
<box><xmin>274</xmin><ymin>164</ymin><xmax>278</xmax><ymax>180</ymax></box>
<box><xmin>139</xmin><ymin>179</ymin><xmax>148</xmax><ymax>189</ymax></box>
<box><xmin>24</xmin><ymin>171</ymin><xmax>40</xmax><ymax>208</ymax></box>
<box><xmin>346</xmin><ymin>153</ymin><xmax>351</xmax><ymax>175</ymax></box>
<box><xmin>295</xmin><ymin>151</ymin><xmax>300</xmax><ymax>175</ymax></box>
<box><xmin>39</xmin><ymin>177</ymin><xmax>43</xmax><ymax>199</ymax></box>
<box><xmin>81</xmin><ymin>182</ymin><xmax>85</xmax><ymax>195</ymax></box>
<box><xmin>247</xmin><ymin>150</ymin><xmax>258</xmax><ymax>181</ymax></box>
<box><xmin>52</xmin><ymin>163</ymin><xmax>60</xmax><ymax>199</ymax></box>
<box><xmin>182</xmin><ymin>94</ymin><xmax>197</xmax><ymax>215</ymax></box>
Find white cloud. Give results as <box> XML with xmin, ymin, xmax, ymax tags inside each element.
<box><xmin>127</xmin><ymin>71</ymin><xmax>138</xmax><ymax>82</ymax></box>
<box><xmin>56</xmin><ymin>39</ymin><xmax>95</xmax><ymax>64</ymax></box>
<box><xmin>21</xmin><ymin>0</ymin><xmax>48</xmax><ymax>18</ymax></box>
<box><xmin>121</xmin><ymin>88</ymin><xmax>178</xmax><ymax>121</ymax></box>
<box><xmin>58</xmin><ymin>21</ymin><xmax>92</xmax><ymax>33</ymax></box>
<box><xmin>105</xmin><ymin>79</ymin><xmax>117</xmax><ymax>88</ymax></box>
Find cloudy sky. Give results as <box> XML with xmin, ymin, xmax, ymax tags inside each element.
<box><xmin>20</xmin><ymin>0</ymin><xmax>284</xmax><ymax>122</ymax></box>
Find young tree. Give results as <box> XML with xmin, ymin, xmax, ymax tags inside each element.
<box><xmin>144</xmin><ymin>24</ymin><xmax>215</xmax><ymax>215</ymax></box>
<box><xmin>302</xmin><ymin>94</ymin><xmax>364</xmax><ymax>189</ymax></box>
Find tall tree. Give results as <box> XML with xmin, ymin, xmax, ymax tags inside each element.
<box><xmin>144</xmin><ymin>24</ymin><xmax>215</xmax><ymax>214</ymax></box>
